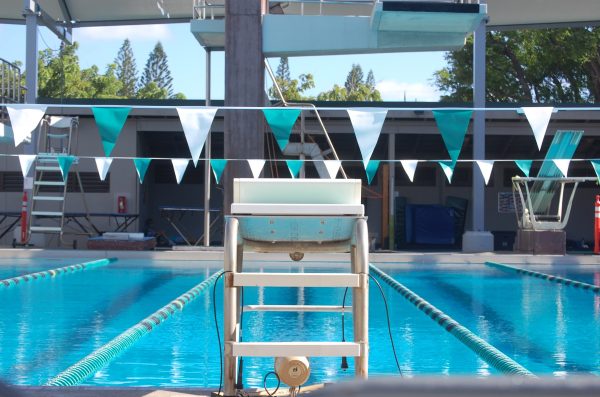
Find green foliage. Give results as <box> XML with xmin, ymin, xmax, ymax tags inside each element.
<box><xmin>434</xmin><ymin>27</ymin><xmax>600</xmax><ymax>103</ymax></box>
<box><xmin>115</xmin><ymin>39</ymin><xmax>138</xmax><ymax>98</ymax></box>
<box><xmin>317</xmin><ymin>65</ymin><xmax>382</xmax><ymax>101</ymax></box>
<box><xmin>140</xmin><ymin>42</ymin><xmax>174</xmax><ymax>98</ymax></box>
<box><xmin>269</xmin><ymin>57</ymin><xmax>315</xmax><ymax>101</ymax></box>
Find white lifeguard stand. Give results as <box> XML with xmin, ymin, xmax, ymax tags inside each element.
<box><xmin>223</xmin><ymin>178</ymin><xmax>369</xmax><ymax>396</ymax></box>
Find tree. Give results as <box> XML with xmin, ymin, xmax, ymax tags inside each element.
<box><xmin>317</xmin><ymin>64</ymin><xmax>382</xmax><ymax>101</ymax></box>
<box><xmin>38</xmin><ymin>42</ymin><xmax>94</xmax><ymax>98</ymax></box>
<box><xmin>268</xmin><ymin>57</ymin><xmax>315</xmax><ymax>101</ymax></box>
<box><xmin>140</xmin><ymin>42</ymin><xmax>174</xmax><ymax>98</ymax></box>
<box><xmin>433</xmin><ymin>27</ymin><xmax>600</xmax><ymax>103</ymax></box>
<box><xmin>115</xmin><ymin>39</ymin><xmax>138</xmax><ymax>97</ymax></box>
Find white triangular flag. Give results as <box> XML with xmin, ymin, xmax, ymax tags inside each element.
<box><xmin>176</xmin><ymin>107</ymin><xmax>218</xmax><ymax>166</ymax></box>
<box><xmin>94</xmin><ymin>157</ymin><xmax>113</xmax><ymax>181</ymax></box>
<box><xmin>323</xmin><ymin>160</ymin><xmax>342</xmax><ymax>179</ymax></box>
<box><xmin>171</xmin><ymin>159</ymin><xmax>189</xmax><ymax>184</ymax></box>
<box><xmin>247</xmin><ymin>159</ymin><xmax>265</xmax><ymax>179</ymax></box>
<box><xmin>521</xmin><ymin>107</ymin><xmax>554</xmax><ymax>150</ymax></box>
<box><xmin>476</xmin><ymin>160</ymin><xmax>494</xmax><ymax>185</ymax></box>
<box><xmin>6</xmin><ymin>105</ymin><xmax>48</xmax><ymax>147</ymax></box>
<box><xmin>348</xmin><ymin>109</ymin><xmax>387</xmax><ymax>165</ymax></box>
<box><xmin>18</xmin><ymin>155</ymin><xmax>36</xmax><ymax>178</ymax></box>
<box><xmin>553</xmin><ymin>159</ymin><xmax>570</xmax><ymax>177</ymax></box>
<box><xmin>400</xmin><ymin>160</ymin><xmax>418</xmax><ymax>182</ymax></box>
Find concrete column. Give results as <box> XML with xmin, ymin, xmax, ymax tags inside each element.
<box><xmin>223</xmin><ymin>0</ymin><xmax>266</xmax><ymax>214</ymax></box>
<box><xmin>24</xmin><ymin>0</ymin><xmax>38</xmax><ymax>104</ymax></box>
<box><xmin>388</xmin><ymin>132</ymin><xmax>395</xmax><ymax>250</ymax></box>
<box><xmin>203</xmin><ymin>49</ymin><xmax>212</xmax><ymax>246</ymax></box>
<box><xmin>463</xmin><ymin>11</ymin><xmax>494</xmax><ymax>252</ymax></box>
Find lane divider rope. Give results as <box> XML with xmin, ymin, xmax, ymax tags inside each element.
<box><xmin>370</xmin><ymin>264</ymin><xmax>535</xmax><ymax>377</ymax></box>
<box><xmin>485</xmin><ymin>261</ymin><xmax>600</xmax><ymax>294</ymax></box>
<box><xmin>0</xmin><ymin>258</ymin><xmax>117</xmax><ymax>290</ymax></box>
<box><xmin>45</xmin><ymin>270</ymin><xmax>221</xmax><ymax>386</ymax></box>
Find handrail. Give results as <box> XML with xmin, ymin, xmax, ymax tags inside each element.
<box><xmin>264</xmin><ymin>59</ymin><xmax>348</xmax><ymax>179</ymax></box>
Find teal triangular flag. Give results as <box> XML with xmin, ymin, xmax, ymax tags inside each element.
<box><xmin>591</xmin><ymin>160</ymin><xmax>600</xmax><ymax>184</ymax></box>
<box><xmin>263</xmin><ymin>108</ymin><xmax>301</xmax><ymax>151</ymax></box>
<box><xmin>57</xmin><ymin>155</ymin><xmax>75</xmax><ymax>181</ymax></box>
<box><xmin>286</xmin><ymin>159</ymin><xmax>304</xmax><ymax>178</ymax></box>
<box><xmin>438</xmin><ymin>160</ymin><xmax>455</xmax><ymax>183</ymax></box>
<box><xmin>433</xmin><ymin>110</ymin><xmax>472</xmax><ymax>166</ymax></box>
<box><xmin>92</xmin><ymin>107</ymin><xmax>131</xmax><ymax>156</ymax></box>
<box><xmin>364</xmin><ymin>160</ymin><xmax>380</xmax><ymax>185</ymax></box>
<box><xmin>133</xmin><ymin>158</ymin><xmax>151</xmax><ymax>184</ymax></box>
<box><xmin>515</xmin><ymin>160</ymin><xmax>533</xmax><ymax>177</ymax></box>
<box><xmin>210</xmin><ymin>159</ymin><xmax>228</xmax><ymax>184</ymax></box>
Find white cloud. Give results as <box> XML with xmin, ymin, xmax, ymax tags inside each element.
<box><xmin>75</xmin><ymin>25</ymin><xmax>171</xmax><ymax>41</ymax></box>
<box><xmin>376</xmin><ymin>80</ymin><xmax>441</xmax><ymax>102</ymax></box>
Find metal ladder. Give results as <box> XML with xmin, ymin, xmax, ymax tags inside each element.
<box><xmin>29</xmin><ymin>116</ymin><xmax>83</xmax><ymax>245</ymax></box>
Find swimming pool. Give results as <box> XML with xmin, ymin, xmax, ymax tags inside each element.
<box><xmin>0</xmin><ymin>258</ymin><xmax>599</xmax><ymax>387</ymax></box>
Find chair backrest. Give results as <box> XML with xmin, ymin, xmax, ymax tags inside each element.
<box><xmin>529</xmin><ymin>130</ymin><xmax>583</xmax><ymax>212</ymax></box>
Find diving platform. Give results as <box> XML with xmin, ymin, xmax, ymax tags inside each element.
<box><xmin>191</xmin><ymin>1</ymin><xmax>487</xmax><ymax>54</ymax></box>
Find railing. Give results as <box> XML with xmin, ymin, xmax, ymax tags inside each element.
<box><xmin>193</xmin><ymin>0</ymin><xmax>225</xmax><ymax>20</ymax></box>
<box><xmin>0</xmin><ymin>58</ymin><xmax>24</xmax><ymax>105</ymax></box>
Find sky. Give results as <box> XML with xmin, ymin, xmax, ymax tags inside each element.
<box><xmin>0</xmin><ymin>22</ymin><xmax>447</xmax><ymax>101</ymax></box>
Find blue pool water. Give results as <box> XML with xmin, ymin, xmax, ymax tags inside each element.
<box><xmin>0</xmin><ymin>258</ymin><xmax>599</xmax><ymax>387</ymax></box>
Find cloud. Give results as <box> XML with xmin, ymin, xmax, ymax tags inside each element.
<box><xmin>376</xmin><ymin>80</ymin><xmax>441</xmax><ymax>102</ymax></box>
<box><xmin>75</xmin><ymin>25</ymin><xmax>171</xmax><ymax>41</ymax></box>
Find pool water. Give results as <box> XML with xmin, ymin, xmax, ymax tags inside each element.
<box><xmin>0</xmin><ymin>259</ymin><xmax>599</xmax><ymax>387</ymax></box>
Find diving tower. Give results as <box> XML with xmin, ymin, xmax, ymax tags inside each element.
<box><xmin>192</xmin><ymin>1</ymin><xmax>487</xmax><ymax>55</ymax></box>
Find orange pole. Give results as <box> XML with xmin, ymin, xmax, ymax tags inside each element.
<box><xmin>20</xmin><ymin>191</ymin><xmax>28</xmax><ymax>244</ymax></box>
<box><xmin>595</xmin><ymin>195</ymin><xmax>600</xmax><ymax>255</ymax></box>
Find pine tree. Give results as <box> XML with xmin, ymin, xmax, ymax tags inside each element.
<box><xmin>140</xmin><ymin>42</ymin><xmax>173</xmax><ymax>98</ymax></box>
<box><xmin>115</xmin><ymin>39</ymin><xmax>138</xmax><ymax>97</ymax></box>
<box><xmin>365</xmin><ymin>70</ymin><xmax>375</xmax><ymax>90</ymax></box>
<box><xmin>276</xmin><ymin>57</ymin><xmax>290</xmax><ymax>81</ymax></box>
<box><xmin>344</xmin><ymin>64</ymin><xmax>364</xmax><ymax>95</ymax></box>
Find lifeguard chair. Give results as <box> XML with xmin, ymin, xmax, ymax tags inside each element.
<box><xmin>222</xmin><ymin>178</ymin><xmax>368</xmax><ymax>396</ymax></box>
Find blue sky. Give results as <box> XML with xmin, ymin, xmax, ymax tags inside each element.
<box><xmin>0</xmin><ymin>23</ymin><xmax>447</xmax><ymax>101</ymax></box>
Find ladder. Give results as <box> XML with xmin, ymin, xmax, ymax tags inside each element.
<box><xmin>29</xmin><ymin>116</ymin><xmax>83</xmax><ymax>245</ymax></box>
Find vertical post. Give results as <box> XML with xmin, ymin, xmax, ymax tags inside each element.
<box><xmin>24</xmin><ymin>0</ymin><xmax>38</xmax><ymax>104</ymax></box>
<box><xmin>472</xmin><ymin>11</ymin><xmax>486</xmax><ymax>232</ymax></box>
<box><xmin>223</xmin><ymin>0</ymin><xmax>266</xmax><ymax>214</ymax></box>
<box><xmin>353</xmin><ymin>218</ymin><xmax>369</xmax><ymax>378</ymax></box>
<box><xmin>224</xmin><ymin>217</ymin><xmax>239</xmax><ymax>396</ymax></box>
<box><xmin>388</xmin><ymin>132</ymin><xmax>396</xmax><ymax>250</ymax></box>
<box><xmin>203</xmin><ymin>49</ymin><xmax>212</xmax><ymax>247</ymax></box>
<box><xmin>300</xmin><ymin>111</ymin><xmax>305</xmax><ymax>178</ymax></box>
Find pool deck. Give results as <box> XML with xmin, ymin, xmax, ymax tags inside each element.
<box><xmin>0</xmin><ymin>247</ymin><xmax>599</xmax><ymax>266</ymax></box>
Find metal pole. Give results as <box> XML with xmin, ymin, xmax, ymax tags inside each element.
<box><xmin>472</xmin><ymin>14</ymin><xmax>486</xmax><ymax>232</ymax></box>
<box><xmin>300</xmin><ymin>111</ymin><xmax>305</xmax><ymax>178</ymax></box>
<box><xmin>203</xmin><ymin>49</ymin><xmax>212</xmax><ymax>247</ymax></box>
<box><xmin>388</xmin><ymin>132</ymin><xmax>395</xmax><ymax>250</ymax></box>
<box><xmin>353</xmin><ymin>218</ymin><xmax>369</xmax><ymax>378</ymax></box>
<box><xmin>224</xmin><ymin>217</ymin><xmax>239</xmax><ymax>396</ymax></box>
<box><xmin>24</xmin><ymin>0</ymin><xmax>38</xmax><ymax>104</ymax></box>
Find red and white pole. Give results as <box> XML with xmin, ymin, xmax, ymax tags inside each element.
<box><xmin>20</xmin><ymin>191</ymin><xmax>28</xmax><ymax>244</ymax></box>
<box><xmin>595</xmin><ymin>195</ymin><xmax>600</xmax><ymax>255</ymax></box>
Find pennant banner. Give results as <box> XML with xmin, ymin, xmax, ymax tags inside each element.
<box><xmin>433</xmin><ymin>110</ymin><xmax>472</xmax><ymax>165</ymax></box>
<box><xmin>57</xmin><ymin>155</ymin><xmax>75</xmax><ymax>181</ymax></box>
<box><xmin>18</xmin><ymin>155</ymin><xmax>36</xmax><ymax>178</ymax></box>
<box><xmin>247</xmin><ymin>159</ymin><xmax>265</xmax><ymax>179</ymax></box>
<box><xmin>210</xmin><ymin>159</ymin><xmax>227</xmax><ymax>184</ymax></box>
<box><xmin>133</xmin><ymin>158</ymin><xmax>151</xmax><ymax>184</ymax></box>
<box><xmin>95</xmin><ymin>157</ymin><xmax>113</xmax><ymax>181</ymax></box>
<box><xmin>0</xmin><ymin>122</ymin><xmax>13</xmax><ymax>143</ymax></box>
<box><xmin>521</xmin><ymin>107</ymin><xmax>554</xmax><ymax>150</ymax></box>
<box><xmin>171</xmin><ymin>159</ymin><xmax>189</xmax><ymax>184</ymax></box>
<box><xmin>364</xmin><ymin>160</ymin><xmax>380</xmax><ymax>185</ymax></box>
<box><xmin>552</xmin><ymin>159</ymin><xmax>570</xmax><ymax>177</ymax></box>
<box><xmin>92</xmin><ymin>107</ymin><xmax>131</xmax><ymax>156</ymax></box>
<box><xmin>515</xmin><ymin>160</ymin><xmax>532</xmax><ymax>177</ymax></box>
<box><xmin>323</xmin><ymin>160</ymin><xmax>341</xmax><ymax>179</ymax></box>
<box><xmin>591</xmin><ymin>160</ymin><xmax>600</xmax><ymax>184</ymax></box>
<box><xmin>286</xmin><ymin>159</ymin><xmax>304</xmax><ymax>179</ymax></box>
<box><xmin>438</xmin><ymin>160</ymin><xmax>455</xmax><ymax>183</ymax></box>
<box><xmin>348</xmin><ymin>109</ymin><xmax>387</xmax><ymax>165</ymax></box>
<box><xmin>476</xmin><ymin>160</ymin><xmax>494</xmax><ymax>185</ymax></box>
<box><xmin>263</xmin><ymin>108</ymin><xmax>301</xmax><ymax>151</ymax></box>
<box><xmin>400</xmin><ymin>160</ymin><xmax>418</xmax><ymax>182</ymax></box>
<box><xmin>6</xmin><ymin>105</ymin><xmax>48</xmax><ymax>147</ymax></box>
<box><xmin>176</xmin><ymin>107</ymin><xmax>217</xmax><ymax>166</ymax></box>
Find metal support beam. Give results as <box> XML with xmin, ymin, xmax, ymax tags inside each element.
<box><xmin>203</xmin><ymin>49</ymin><xmax>212</xmax><ymax>247</ymax></box>
<box><xmin>471</xmin><ymin>16</ymin><xmax>486</xmax><ymax>232</ymax></box>
<box><xmin>24</xmin><ymin>0</ymin><xmax>38</xmax><ymax>104</ymax></box>
<box><xmin>388</xmin><ymin>132</ymin><xmax>395</xmax><ymax>250</ymax></box>
<box><xmin>57</xmin><ymin>0</ymin><xmax>73</xmax><ymax>22</ymax></box>
<box><xmin>23</xmin><ymin>1</ymin><xmax>72</xmax><ymax>44</ymax></box>
<box><xmin>353</xmin><ymin>218</ymin><xmax>369</xmax><ymax>378</ymax></box>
